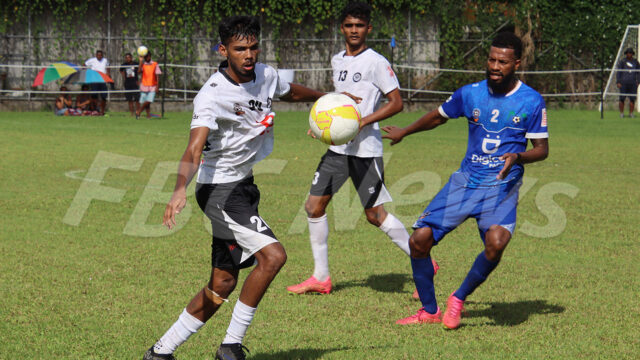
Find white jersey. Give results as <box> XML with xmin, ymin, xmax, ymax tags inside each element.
<box><xmin>85</xmin><ymin>57</ymin><xmax>109</xmax><ymax>73</ymax></box>
<box><xmin>329</xmin><ymin>48</ymin><xmax>399</xmax><ymax>157</ymax></box>
<box><xmin>190</xmin><ymin>62</ymin><xmax>291</xmax><ymax>184</ymax></box>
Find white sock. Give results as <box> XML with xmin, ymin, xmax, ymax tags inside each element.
<box><xmin>222</xmin><ymin>300</ymin><xmax>257</xmax><ymax>344</ymax></box>
<box><xmin>154</xmin><ymin>308</ymin><xmax>205</xmax><ymax>354</ymax></box>
<box><xmin>379</xmin><ymin>213</ymin><xmax>411</xmax><ymax>256</ymax></box>
<box><xmin>308</xmin><ymin>214</ymin><xmax>330</xmax><ymax>281</ymax></box>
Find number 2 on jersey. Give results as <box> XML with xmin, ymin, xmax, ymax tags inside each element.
<box><xmin>490</xmin><ymin>109</ymin><xmax>500</xmax><ymax>123</ymax></box>
<box><xmin>250</xmin><ymin>216</ymin><xmax>268</xmax><ymax>232</ymax></box>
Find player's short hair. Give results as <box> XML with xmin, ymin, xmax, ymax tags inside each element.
<box><xmin>491</xmin><ymin>32</ymin><xmax>522</xmax><ymax>59</ymax></box>
<box><xmin>125</xmin><ymin>53</ymin><xmax>132</xmax><ymax>57</ymax></box>
<box><xmin>339</xmin><ymin>2</ymin><xmax>372</xmax><ymax>24</ymax></box>
<box><xmin>624</xmin><ymin>47</ymin><xmax>635</xmax><ymax>55</ymax></box>
<box><xmin>219</xmin><ymin>16</ymin><xmax>261</xmax><ymax>46</ymax></box>
<box><xmin>96</xmin><ymin>50</ymin><xmax>103</xmax><ymax>55</ymax></box>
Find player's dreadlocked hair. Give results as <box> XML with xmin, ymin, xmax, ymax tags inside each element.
<box><xmin>339</xmin><ymin>2</ymin><xmax>372</xmax><ymax>24</ymax></box>
<box><xmin>491</xmin><ymin>32</ymin><xmax>522</xmax><ymax>59</ymax></box>
<box><xmin>219</xmin><ymin>16</ymin><xmax>261</xmax><ymax>46</ymax></box>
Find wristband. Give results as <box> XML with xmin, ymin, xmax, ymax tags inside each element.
<box><xmin>515</xmin><ymin>153</ymin><xmax>521</xmax><ymax>162</ymax></box>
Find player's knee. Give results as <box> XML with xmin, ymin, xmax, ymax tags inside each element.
<box><xmin>365</xmin><ymin>208</ymin><xmax>386</xmax><ymax>227</ymax></box>
<box><xmin>485</xmin><ymin>225</ymin><xmax>511</xmax><ymax>260</ymax></box>
<box><xmin>305</xmin><ymin>199</ymin><xmax>325</xmax><ymax>218</ymax></box>
<box><xmin>409</xmin><ymin>228</ymin><xmax>434</xmax><ymax>257</ymax></box>
<box><xmin>211</xmin><ymin>275</ymin><xmax>237</xmax><ymax>296</ymax></box>
<box><xmin>259</xmin><ymin>248</ymin><xmax>287</xmax><ymax>275</ymax></box>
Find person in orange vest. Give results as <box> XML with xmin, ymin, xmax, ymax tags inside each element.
<box><xmin>136</xmin><ymin>51</ymin><xmax>162</xmax><ymax>119</ymax></box>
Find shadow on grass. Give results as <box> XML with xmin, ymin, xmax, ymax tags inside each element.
<box><xmin>332</xmin><ymin>273</ymin><xmax>412</xmax><ymax>293</ymax></box>
<box><xmin>464</xmin><ymin>299</ymin><xmax>565</xmax><ymax>327</ymax></box>
<box><xmin>251</xmin><ymin>346</ymin><xmax>348</xmax><ymax>360</ymax></box>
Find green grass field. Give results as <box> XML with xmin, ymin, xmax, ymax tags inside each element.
<box><xmin>1</xmin><ymin>109</ymin><xmax>639</xmax><ymax>359</ymax></box>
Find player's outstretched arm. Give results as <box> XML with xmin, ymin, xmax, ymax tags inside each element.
<box><xmin>359</xmin><ymin>88</ymin><xmax>403</xmax><ymax>129</ymax></box>
<box><xmin>280</xmin><ymin>83</ymin><xmax>326</xmax><ymax>102</ymax></box>
<box><xmin>497</xmin><ymin>138</ymin><xmax>549</xmax><ymax>180</ymax></box>
<box><xmin>381</xmin><ymin>108</ymin><xmax>448</xmax><ymax>145</ymax></box>
<box><xmin>163</xmin><ymin>126</ymin><xmax>209</xmax><ymax>229</ymax></box>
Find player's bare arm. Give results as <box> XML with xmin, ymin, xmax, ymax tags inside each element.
<box><xmin>280</xmin><ymin>83</ymin><xmax>325</xmax><ymax>102</ymax></box>
<box><xmin>163</xmin><ymin>126</ymin><xmax>210</xmax><ymax>229</ymax></box>
<box><xmin>381</xmin><ymin>108</ymin><xmax>449</xmax><ymax>145</ymax></box>
<box><xmin>497</xmin><ymin>138</ymin><xmax>549</xmax><ymax>179</ymax></box>
<box><xmin>359</xmin><ymin>88</ymin><xmax>403</xmax><ymax>129</ymax></box>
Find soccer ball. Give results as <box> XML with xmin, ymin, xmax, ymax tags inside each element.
<box><xmin>137</xmin><ymin>46</ymin><xmax>148</xmax><ymax>57</ymax></box>
<box><xmin>309</xmin><ymin>93</ymin><xmax>361</xmax><ymax>145</ymax></box>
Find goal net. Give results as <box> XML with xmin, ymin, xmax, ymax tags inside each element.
<box><xmin>603</xmin><ymin>25</ymin><xmax>640</xmax><ymax>110</ymax></box>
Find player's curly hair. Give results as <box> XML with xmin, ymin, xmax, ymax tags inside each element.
<box><xmin>219</xmin><ymin>16</ymin><xmax>261</xmax><ymax>45</ymax></box>
<box><xmin>339</xmin><ymin>2</ymin><xmax>372</xmax><ymax>24</ymax></box>
<box><xmin>491</xmin><ymin>32</ymin><xmax>522</xmax><ymax>59</ymax></box>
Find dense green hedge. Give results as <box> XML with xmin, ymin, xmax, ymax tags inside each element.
<box><xmin>2</xmin><ymin>0</ymin><xmax>639</xmax><ymax>92</ymax></box>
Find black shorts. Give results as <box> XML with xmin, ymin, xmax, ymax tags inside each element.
<box><xmin>619</xmin><ymin>83</ymin><xmax>638</xmax><ymax>102</ymax></box>
<box><xmin>124</xmin><ymin>82</ymin><xmax>140</xmax><ymax>101</ymax></box>
<box><xmin>196</xmin><ymin>177</ymin><xmax>278</xmax><ymax>270</ymax></box>
<box><xmin>90</xmin><ymin>83</ymin><xmax>108</xmax><ymax>100</ymax></box>
<box><xmin>309</xmin><ymin>150</ymin><xmax>392</xmax><ymax>209</ymax></box>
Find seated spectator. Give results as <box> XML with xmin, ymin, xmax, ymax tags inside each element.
<box><xmin>76</xmin><ymin>84</ymin><xmax>97</xmax><ymax>114</ymax></box>
<box><xmin>55</xmin><ymin>86</ymin><xmax>72</xmax><ymax>116</ymax></box>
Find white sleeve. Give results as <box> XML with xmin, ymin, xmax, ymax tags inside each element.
<box><xmin>190</xmin><ymin>90</ymin><xmax>218</xmax><ymax>130</ymax></box>
<box><xmin>372</xmin><ymin>58</ymin><xmax>400</xmax><ymax>95</ymax></box>
<box><xmin>275</xmin><ymin>73</ymin><xmax>291</xmax><ymax>98</ymax></box>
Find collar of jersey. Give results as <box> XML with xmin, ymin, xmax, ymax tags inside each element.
<box><xmin>342</xmin><ymin>47</ymin><xmax>370</xmax><ymax>58</ymax></box>
<box><xmin>218</xmin><ymin>60</ymin><xmax>256</xmax><ymax>86</ymax></box>
<box><xmin>487</xmin><ymin>80</ymin><xmax>522</xmax><ymax>97</ymax></box>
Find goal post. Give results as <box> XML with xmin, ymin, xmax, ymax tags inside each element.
<box><xmin>603</xmin><ymin>24</ymin><xmax>640</xmax><ymax>112</ymax></box>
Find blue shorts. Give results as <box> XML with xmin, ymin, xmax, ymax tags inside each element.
<box><xmin>412</xmin><ymin>171</ymin><xmax>521</xmax><ymax>243</ymax></box>
<box><xmin>139</xmin><ymin>91</ymin><xmax>156</xmax><ymax>104</ymax></box>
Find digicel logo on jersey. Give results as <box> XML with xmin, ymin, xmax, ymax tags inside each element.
<box><xmin>471</xmin><ymin>154</ymin><xmax>503</xmax><ymax>167</ymax></box>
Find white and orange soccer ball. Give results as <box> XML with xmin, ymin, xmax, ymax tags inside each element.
<box><xmin>309</xmin><ymin>93</ymin><xmax>361</xmax><ymax>145</ymax></box>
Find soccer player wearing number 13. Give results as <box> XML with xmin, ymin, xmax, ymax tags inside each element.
<box><xmin>143</xmin><ymin>16</ymin><xmax>326</xmax><ymax>360</ymax></box>
<box><xmin>287</xmin><ymin>2</ymin><xmax>439</xmax><ymax>296</ymax></box>
<box><xmin>383</xmin><ymin>32</ymin><xmax>549</xmax><ymax>329</ymax></box>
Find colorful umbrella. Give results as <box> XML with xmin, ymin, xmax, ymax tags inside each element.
<box><xmin>32</xmin><ymin>62</ymin><xmax>79</xmax><ymax>87</ymax></box>
<box><xmin>64</xmin><ymin>69</ymin><xmax>114</xmax><ymax>84</ymax></box>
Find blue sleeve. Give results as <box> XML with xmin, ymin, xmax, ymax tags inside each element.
<box><xmin>525</xmin><ymin>97</ymin><xmax>548</xmax><ymax>139</ymax></box>
<box><xmin>439</xmin><ymin>87</ymin><xmax>465</xmax><ymax>119</ymax></box>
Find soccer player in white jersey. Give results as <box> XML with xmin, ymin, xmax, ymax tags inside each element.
<box><xmin>143</xmin><ymin>16</ymin><xmax>326</xmax><ymax>360</ymax></box>
<box><xmin>287</xmin><ymin>2</ymin><xmax>438</xmax><ymax>296</ymax></box>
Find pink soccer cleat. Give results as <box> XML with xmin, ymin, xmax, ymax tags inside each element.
<box><xmin>412</xmin><ymin>258</ymin><xmax>440</xmax><ymax>300</ymax></box>
<box><xmin>442</xmin><ymin>292</ymin><xmax>465</xmax><ymax>329</ymax></box>
<box><xmin>395</xmin><ymin>307</ymin><xmax>442</xmax><ymax>325</ymax></box>
<box><xmin>287</xmin><ymin>276</ymin><xmax>332</xmax><ymax>294</ymax></box>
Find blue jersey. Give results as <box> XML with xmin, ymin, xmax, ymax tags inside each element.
<box><xmin>439</xmin><ymin>80</ymin><xmax>548</xmax><ymax>188</ymax></box>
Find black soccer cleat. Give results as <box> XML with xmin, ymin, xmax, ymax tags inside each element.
<box><xmin>215</xmin><ymin>343</ymin><xmax>250</xmax><ymax>360</ymax></box>
<box><xmin>143</xmin><ymin>346</ymin><xmax>176</xmax><ymax>360</ymax></box>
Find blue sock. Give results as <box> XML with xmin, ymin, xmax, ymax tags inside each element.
<box><xmin>454</xmin><ymin>252</ymin><xmax>499</xmax><ymax>301</ymax></box>
<box><xmin>411</xmin><ymin>256</ymin><xmax>437</xmax><ymax>314</ymax></box>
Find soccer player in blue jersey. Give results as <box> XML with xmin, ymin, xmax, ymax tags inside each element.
<box><xmin>382</xmin><ymin>32</ymin><xmax>549</xmax><ymax>329</ymax></box>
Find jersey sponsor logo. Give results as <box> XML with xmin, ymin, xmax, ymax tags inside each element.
<box><xmin>512</xmin><ymin>116</ymin><xmax>520</xmax><ymax>124</ymax></box>
<box><xmin>472</xmin><ymin>108</ymin><xmax>481</xmax><ymax>122</ymax></box>
<box><xmin>386</xmin><ymin>65</ymin><xmax>395</xmax><ymax>78</ymax></box>
<box><xmin>481</xmin><ymin>137</ymin><xmax>501</xmax><ymax>154</ymax></box>
<box><xmin>210</xmin><ymin>82</ymin><xmax>218</xmax><ymax>87</ymax></box>
<box><xmin>353</xmin><ymin>72</ymin><xmax>362</xmax><ymax>82</ymax></box>
<box><xmin>541</xmin><ymin>108</ymin><xmax>547</xmax><ymax>127</ymax></box>
<box><xmin>257</xmin><ymin>112</ymin><xmax>275</xmax><ymax>135</ymax></box>
<box><xmin>471</xmin><ymin>153</ymin><xmax>503</xmax><ymax>168</ymax></box>
<box><xmin>368</xmin><ymin>186</ymin><xmax>375</xmax><ymax>194</ymax></box>
<box><xmin>233</xmin><ymin>103</ymin><xmax>244</xmax><ymax>115</ymax></box>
